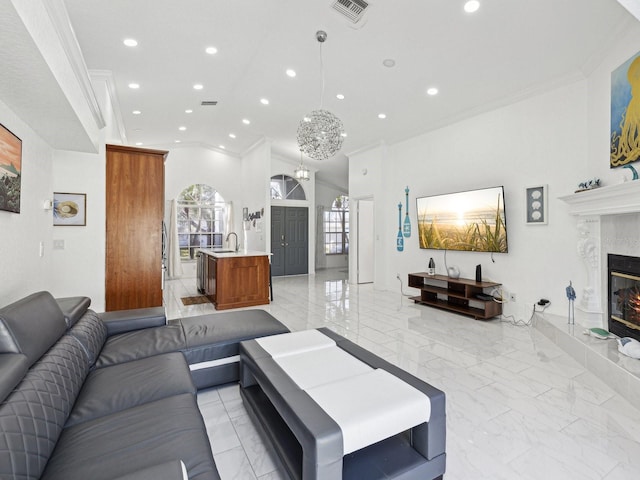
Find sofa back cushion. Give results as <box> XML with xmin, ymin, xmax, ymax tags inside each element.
<box><xmin>0</xmin><ymin>292</ymin><xmax>67</xmax><ymax>364</ymax></box>
<box><xmin>0</xmin><ymin>335</ymin><xmax>89</xmax><ymax>480</ymax></box>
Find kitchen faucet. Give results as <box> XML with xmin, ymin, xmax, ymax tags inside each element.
<box><xmin>226</xmin><ymin>232</ymin><xmax>239</xmax><ymax>252</ymax></box>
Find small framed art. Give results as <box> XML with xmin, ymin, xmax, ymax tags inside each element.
<box><xmin>53</xmin><ymin>192</ymin><xmax>86</xmax><ymax>226</ymax></box>
<box><xmin>525</xmin><ymin>185</ymin><xmax>547</xmax><ymax>225</ymax></box>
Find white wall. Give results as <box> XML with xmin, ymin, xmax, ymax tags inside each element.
<box><xmin>0</xmin><ymin>99</ymin><xmax>54</xmax><ymax>306</ymax></box>
<box><xmin>242</xmin><ymin>140</ymin><xmax>271</xmax><ymax>252</ymax></box>
<box><xmin>350</xmin><ymin>84</ymin><xmax>589</xmax><ymax>319</ymax></box>
<box><xmin>349</xmin><ymin>143</ymin><xmax>385</xmax><ymax>286</ymax></box>
<box><xmin>50</xmin><ymin>146</ymin><xmax>105</xmax><ymax>309</ymax></box>
<box><xmin>48</xmin><ymin>78</ymin><xmax>118</xmax><ymax>311</ymax></box>
<box><xmin>164</xmin><ymin>145</ymin><xmax>243</xmax><ymax>210</ymax></box>
<box><xmin>315</xmin><ymin>181</ymin><xmax>348</xmax><ymax>270</ymax></box>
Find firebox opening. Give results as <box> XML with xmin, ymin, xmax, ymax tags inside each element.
<box><xmin>608</xmin><ymin>254</ymin><xmax>640</xmax><ymax>342</ymax></box>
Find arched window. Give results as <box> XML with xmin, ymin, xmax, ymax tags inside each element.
<box><xmin>177</xmin><ymin>184</ymin><xmax>226</xmax><ymax>260</ymax></box>
<box><xmin>270</xmin><ymin>175</ymin><xmax>306</xmax><ymax>200</ymax></box>
<box><xmin>324</xmin><ymin>195</ymin><xmax>349</xmax><ymax>255</ymax></box>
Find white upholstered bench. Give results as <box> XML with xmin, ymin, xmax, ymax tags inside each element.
<box><xmin>239</xmin><ymin>328</ymin><xmax>446</xmax><ymax>480</ymax></box>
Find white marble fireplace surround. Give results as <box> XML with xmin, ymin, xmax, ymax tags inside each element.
<box><xmin>547</xmin><ymin>181</ymin><xmax>640</xmax><ymax>405</ymax></box>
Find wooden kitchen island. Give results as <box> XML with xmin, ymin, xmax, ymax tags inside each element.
<box><xmin>199</xmin><ymin>249</ymin><xmax>271</xmax><ymax>310</ymax></box>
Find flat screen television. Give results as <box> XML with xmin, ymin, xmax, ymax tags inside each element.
<box><xmin>416</xmin><ymin>186</ymin><xmax>508</xmax><ymax>253</ymax></box>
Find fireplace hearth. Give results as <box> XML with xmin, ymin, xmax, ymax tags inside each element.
<box><xmin>608</xmin><ymin>254</ymin><xmax>640</xmax><ymax>342</ymax></box>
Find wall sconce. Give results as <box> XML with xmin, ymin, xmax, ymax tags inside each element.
<box><xmin>43</xmin><ymin>199</ymin><xmax>53</xmax><ymax>210</ymax></box>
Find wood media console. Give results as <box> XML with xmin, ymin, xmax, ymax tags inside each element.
<box><xmin>408</xmin><ymin>273</ymin><xmax>502</xmax><ymax>320</ymax></box>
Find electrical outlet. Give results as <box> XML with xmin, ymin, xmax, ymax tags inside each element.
<box><xmin>510</xmin><ymin>293</ymin><xmax>517</xmax><ymax>303</ymax></box>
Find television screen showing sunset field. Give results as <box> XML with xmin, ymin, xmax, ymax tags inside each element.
<box><xmin>416</xmin><ymin>186</ymin><xmax>508</xmax><ymax>253</ymax></box>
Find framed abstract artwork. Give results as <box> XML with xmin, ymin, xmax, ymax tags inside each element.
<box><xmin>0</xmin><ymin>123</ymin><xmax>22</xmax><ymax>214</ymax></box>
<box><xmin>611</xmin><ymin>50</ymin><xmax>640</xmax><ymax>168</ymax></box>
<box><xmin>53</xmin><ymin>192</ymin><xmax>86</xmax><ymax>226</ymax></box>
<box><xmin>525</xmin><ymin>185</ymin><xmax>547</xmax><ymax>225</ymax></box>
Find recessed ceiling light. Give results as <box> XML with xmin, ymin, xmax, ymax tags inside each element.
<box><xmin>132</xmin><ymin>110</ymin><xmax>141</xmax><ymax>115</ymax></box>
<box><xmin>128</xmin><ymin>83</ymin><xmax>140</xmax><ymax>89</ymax></box>
<box><xmin>378</xmin><ymin>113</ymin><xmax>387</xmax><ymax>119</ymax></box>
<box><xmin>341</xmin><ymin>132</ymin><xmax>347</xmax><ymax>137</ymax></box>
<box><xmin>286</xmin><ymin>69</ymin><xmax>296</xmax><ymax>78</ymax></box>
<box><xmin>242</xmin><ymin>118</ymin><xmax>251</xmax><ymax>125</ymax></box>
<box><xmin>336</xmin><ymin>94</ymin><xmax>345</xmax><ymax>100</ymax></box>
<box><xmin>219</xmin><ymin>145</ymin><xmax>226</xmax><ymax>150</ymax></box>
<box><xmin>427</xmin><ymin>87</ymin><xmax>439</xmax><ymax>96</ymax></box>
<box><xmin>123</xmin><ymin>38</ymin><xmax>138</xmax><ymax>47</ymax></box>
<box><xmin>178</xmin><ymin>126</ymin><xmax>187</xmax><ymax>131</ymax></box>
<box><xmin>260</xmin><ymin>98</ymin><xmax>269</xmax><ymax>105</ymax></box>
<box><xmin>193</xmin><ymin>84</ymin><xmax>203</xmax><ymax>90</ymax></box>
<box><xmin>135</xmin><ymin>142</ymin><xmax>143</xmax><ymax>146</ymax></box>
<box><xmin>175</xmin><ymin>140</ymin><xmax>181</xmax><ymax>143</ymax></box>
<box><xmin>464</xmin><ymin>1</ymin><xmax>480</xmax><ymax>13</ymax></box>
<box><xmin>229</xmin><ymin>133</ymin><xmax>236</xmax><ymax>139</ymax></box>
<box><xmin>185</xmin><ymin>109</ymin><xmax>193</xmax><ymax>114</ymax></box>
<box><xmin>382</xmin><ymin>58</ymin><xmax>396</xmax><ymax>68</ymax></box>
<box><xmin>205</xmin><ymin>46</ymin><xmax>218</xmax><ymax>55</ymax></box>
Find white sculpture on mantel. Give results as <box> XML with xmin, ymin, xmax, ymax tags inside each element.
<box><xmin>576</xmin><ymin>217</ymin><xmax>603</xmax><ymax>324</ymax></box>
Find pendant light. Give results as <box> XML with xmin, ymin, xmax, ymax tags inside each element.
<box><xmin>296</xmin><ymin>30</ymin><xmax>345</xmax><ymax>161</ymax></box>
<box><xmin>294</xmin><ymin>151</ymin><xmax>310</xmax><ymax>181</ymax></box>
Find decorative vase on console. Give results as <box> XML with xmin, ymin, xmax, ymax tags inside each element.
<box><xmin>428</xmin><ymin>258</ymin><xmax>435</xmax><ymax>276</ymax></box>
<box><xmin>447</xmin><ymin>266</ymin><xmax>460</xmax><ymax>279</ymax></box>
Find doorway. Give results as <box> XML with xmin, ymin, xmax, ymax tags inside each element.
<box><xmin>271</xmin><ymin>206</ymin><xmax>309</xmax><ymax>276</ymax></box>
<box><xmin>357</xmin><ymin>199</ymin><xmax>374</xmax><ymax>284</ymax></box>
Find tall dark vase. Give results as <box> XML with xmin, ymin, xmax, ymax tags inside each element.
<box><xmin>475</xmin><ymin>264</ymin><xmax>482</xmax><ymax>282</ymax></box>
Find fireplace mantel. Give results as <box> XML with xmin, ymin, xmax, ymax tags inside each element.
<box><xmin>559</xmin><ymin>181</ymin><xmax>640</xmax><ymax>216</ymax></box>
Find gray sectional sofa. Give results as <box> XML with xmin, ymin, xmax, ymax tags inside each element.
<box><xmin>0</xmin><ymin>291</ymin><xmax>289</xmax><ymax>480</ymax></box>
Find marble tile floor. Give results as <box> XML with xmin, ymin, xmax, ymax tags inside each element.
<box><xmin>163</xmin><ymin>269</ymin><xmax>640</xmax><ymax>480</ymax></box>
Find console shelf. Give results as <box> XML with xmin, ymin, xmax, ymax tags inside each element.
<box><xmin>408</xmin><ymin>272</ymin><xmax>502</xmax><ymax>320</ymax></box>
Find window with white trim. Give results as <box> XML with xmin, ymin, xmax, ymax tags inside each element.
<box><xmin>177</xmin><ymin>184</ymin><xmax>226</xmax><ymax>260</ymax></box>
<box><xmin>324</xmin><ymin>195</ymin><xmax>349</xmax><ymax>255</ymax></box>
<box><xmin>270</xmin><ymin>175</ymin><xmax>306</xmax><ymax>200</ymax></box>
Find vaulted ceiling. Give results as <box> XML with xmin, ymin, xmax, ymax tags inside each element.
<box><xmin>0</xmin><ymin>1</ymin><xmax>633</xmax><ymax>190</ymax></box>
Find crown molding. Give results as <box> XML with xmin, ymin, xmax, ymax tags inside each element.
<box><xmin>89</xmin><ymin>70</ymin><xmax>127</xmax><ymax>144</ymax></box>
<box><xmin>43</xmin><ymin>0</ymin><xmax>105</xmax><ymax>130</ymax></box>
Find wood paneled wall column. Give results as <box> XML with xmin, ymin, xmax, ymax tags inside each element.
<box><xmin>105</xmin><ymin>144</ymin><xmax>167</xmax><ymax>311</ymax></box>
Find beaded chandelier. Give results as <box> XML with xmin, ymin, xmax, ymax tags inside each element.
<box><xmin>296</xmin><ymin>31</ymin><xmax>344</xmax><ymax>161</ymax></box>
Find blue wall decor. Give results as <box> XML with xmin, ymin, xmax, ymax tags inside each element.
<box><xmin>397</xmin><ymin>202</ymin><xmax>404</xmax><ymax>252</ymax></box>
<box><xmin>403</xmin><ymin>186</ymin><xmax>411</xmax><ymax>238</ymax></box>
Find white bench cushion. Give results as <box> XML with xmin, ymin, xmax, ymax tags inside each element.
<box><xmin>274</xmin><ymin>345</ymin><xmax>372</xmax><ymax>390</ymax></box>
<box><xmin>256</xmin><ymin>329</ymin><xmax>335</xmax><ymax>358</ymax></box>
<box><xmin>306</xmin><ymin>369</ymin><xmax>431</xmax><ymax>454</ymax></box>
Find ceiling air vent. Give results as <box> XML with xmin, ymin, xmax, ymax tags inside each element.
<box><xmin>200</xmin><ymin>101</ymin><xmax>218</xmax><ymax>106</ymax></box>
<box><xmin>332</xmin><ymin>0</ymin><xmax>369</xmax><ymax>24</ymax></box>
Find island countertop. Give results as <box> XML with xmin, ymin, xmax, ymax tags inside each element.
<box><xmin>198</xmin><ymin>248</ymin><xmax>271</xmax><ymax>259</ymax></box>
